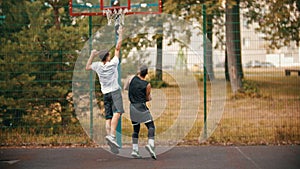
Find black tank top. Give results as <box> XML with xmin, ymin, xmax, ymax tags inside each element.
<box><xmin>128</xmin><ymin>76</ymin><xmax>149</xmax><ymax>103</ymax></box>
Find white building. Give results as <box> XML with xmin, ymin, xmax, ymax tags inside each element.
<box><xmin>240</xmin><ymin>9</ymin><xmax>300</xmax><ymax>67</ymax></box>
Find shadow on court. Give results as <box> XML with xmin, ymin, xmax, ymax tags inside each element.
<box><xmin>1</xmin><ymin>145</ymin><xmax>299</xmax><ymax>169</ymax></box>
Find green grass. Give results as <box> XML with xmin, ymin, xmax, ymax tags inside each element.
<box><xmin>1</xmin><ymin>68</ymin><xmax>299</xmax><ymax>147</ymax></box>
<box><xmin>1</xmin><ymin>127</ymin><xmax>93</xmax><ymax>147</ymax></box>
<box><xmin>182</xmin><ymin>68</ymin><xmax>300</xmax><ymax>145</ymax></box>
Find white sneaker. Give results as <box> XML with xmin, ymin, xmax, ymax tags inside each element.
<box><xmin>107</xmin><ymin>140</ymin><xmax>119</xmax><ymax>154</ymax></box>
<box><xmin>131</xmin><ymin>150</ymin><xmax>142</xmax><ymax>159</ymax></box>
<box><xmin>145</xmin><ymin>144</ymin><xmax>156</xmax><ymax>160</ymax></box>
<box><xmin>105</xmin><ymin>135</ymin><xmax>120</xmax><ymax>149</ymax></box>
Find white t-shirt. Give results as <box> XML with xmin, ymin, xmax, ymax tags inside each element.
<box><xmin>91</xmin><ymin>56</ymin><xmax>120</xmax><ymax>94</ymax></box>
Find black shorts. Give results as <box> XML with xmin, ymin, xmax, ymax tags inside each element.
<box><xmin>103</xmin><ymin>89</ymin><xmax>124</xmax><ymax>119</ymax></box>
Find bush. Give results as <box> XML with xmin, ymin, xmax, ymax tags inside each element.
<box><xmin>231</xmin><ymin>80</ymin><xmax>269</xmax><ymax>99</ymax></box>
<box><xmin>149</xmin><ymin>78</ymin><xmax>168</xmax><ymax>88</ymax></box>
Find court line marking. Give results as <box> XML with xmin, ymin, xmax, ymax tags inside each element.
<box><xmin>235</xmin><ymin>147</ymin><xmax>262</xmax><ymax>169</ymax></box>
<box><xmin>1</xmin><ymin>160</ymin><xmax>20</xmax><ymax>165</ymax></box>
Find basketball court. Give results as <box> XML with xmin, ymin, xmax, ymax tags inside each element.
<box><xmin>1</xmin><ymin>145</ymin><xmax>299</xmax><ymax>169</ymax></box>
<box><xmin>2</xmin><ymin>1</ymin><xmax>298</xmax><ymax>169</ymax></box>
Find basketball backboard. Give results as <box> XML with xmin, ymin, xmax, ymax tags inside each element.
<box><xmin>69</xmin><ymin>0</ymin><xmax>162</xmax><ymax>16</ymax></box>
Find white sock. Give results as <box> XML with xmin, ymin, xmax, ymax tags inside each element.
<box><xmin>133</xmin><ymin>144</ymin><xmax>139</xmax><ymax>151</ymax></box>
<box><xmin>148</xmin><ymin>139</ymin><xmax>155</xmax><ymax>147</ymax></box>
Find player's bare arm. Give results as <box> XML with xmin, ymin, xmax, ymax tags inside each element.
<box><xmin>114</xmin><ymin>27</ymin><xmax>123</xmax><ymax>59</ymax></box>
<box><xmin>86</xmin><ymin>49</ymin><xmax>99</xmax><ymax>70</ymax></box>
<box><xmin>146</xmin><ymin>83</ymin><xmax>152</xmax><ymax>101</ymax></box>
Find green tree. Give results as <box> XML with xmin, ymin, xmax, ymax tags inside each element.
<box><xmin>163</xmin><ymin>0</ymin><xmax>244</xmax><ymax>93</ymax></box>
<box><xmin>0</xmin><ymin>0</ymin><xmax>29</xmax><ymax>38</ymax></box>
<box><xmin>44</xmin><ymin>0</ymin><xmax>69</xmax><ymax>30</ymax></box>
<box><xmin>0</xmin><ymin>0</ymin><xmax>87</xmax><ymax>134</ymax></box>
<box><xmin>0</xmin><ymin>0</ymin><xmax>42</xmax><ymax>128</ymax></box>
<box><xmin>243</xmin><ymin>0</ymin><xmax>300</xmax><ymax>48</ymax></box>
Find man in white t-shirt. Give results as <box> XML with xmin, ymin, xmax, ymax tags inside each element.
<box><xmin>86</xmin><ymin>27</ymin><xmax>124</xmax><ymax>154</ymax></box>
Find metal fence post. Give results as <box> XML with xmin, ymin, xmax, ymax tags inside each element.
<box><xmin>202</xmin><ymin>4</ymin><xmax>207</xmax><ymax>138</ymax></box>
<box><xmin>116</xmin><ymin>30</ymin><xmax>122</xmax><ymax>148</ymax></box>
<box><xmin>89</xmin><ymin>16</ymin><xmax>94</xmax><ymax>140</ymax></box>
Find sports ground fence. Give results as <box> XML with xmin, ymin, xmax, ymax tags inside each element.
<box><xmin>0</xmin><ymin>1</ymin><xmax>299</xmax><ymax>147</ymax></box>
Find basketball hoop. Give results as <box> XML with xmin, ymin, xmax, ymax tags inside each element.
<box><xmin>69</xmin><ymin>0</ymin><xmax>162</xmax><ymax>18</ymax></box>
<box><xmin>104</xmin><ymin>8</ymin><xmax>128</xmax><ymax>26</ymax></box>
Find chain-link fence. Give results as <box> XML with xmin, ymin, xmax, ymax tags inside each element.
<box><xmin>0</xmin><ymin>1</ymin><xmax>299</xmax><ymax>147</ymax></box>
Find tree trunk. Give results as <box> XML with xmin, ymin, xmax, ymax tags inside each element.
<box><xmin>48</xmin><ymin>0</ymin><xmax>61</xmax><ymax>30</ymax></box>
<box><xmin>225</xmin><ymin>0</ymin><xmax>243</xmax><ymax>93</ymax></box>
<box><xmin>232</xmin><ymin>0</ymin><xmax>243</xmax><ymax>79</ymax></box>
<box><xmin>155</xmin><ymin>0</ymin><xmax>164</xmax><ymax>81</ymax></box>
<box><xmin>54</xmin><ymin>7</ymin><xmax>61</xmax><ymax>30</ymax></box>
<box><xmin>156</xmin><ymin>35</ymin><xmax>163</xmax><ymax>80</ymax></box>
<box><xmin>206</xmin><ymin>14</ymin><xmax>215</xmax><ymax>81</ymax></box>
<box><xmin>225</xmin><ymin>49</ymin><xmax>230</xmax><ymax>81</ymax></box>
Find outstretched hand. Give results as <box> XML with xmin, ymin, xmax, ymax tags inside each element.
<box><xmin>91</xmin><ymin>49</ymin><xmax>100</xmax><ymax>57</ymax></box>
<box><xmin>117</xmin><ymin>26</ymin><xmax>124</xmax><ymax>36</ymax></box>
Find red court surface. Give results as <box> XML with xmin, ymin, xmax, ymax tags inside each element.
<box><xmin>1</xmin><ymin>145</ymin><xmax>299</xmax><ymax>169</ymax></box>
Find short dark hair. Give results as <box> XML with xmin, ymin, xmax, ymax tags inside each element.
<box><xmin>99</xmin><ymin>49</ymin><xmax>109</xmax><ymax>62</ymax></box>
<box><xmin>101</xmin><ymin>52</ymin><xmax>109</xmax><ymax>62</ymax></box>
<box><xmin>139</xmin><ymin>65</ymin><xmax>148</xmax><ymax>77</ymax></box>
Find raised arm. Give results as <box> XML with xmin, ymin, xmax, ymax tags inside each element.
<box><xmin>114</xmin><ymin>27</ymin><xmax>123</xmax><ymax>59</ymax></box>
<box><xmin>86</xmin><ymin>49</ymin><xmax>99</xmax><ymax>70</ymax></box>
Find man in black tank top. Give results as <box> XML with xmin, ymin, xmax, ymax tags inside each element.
<box><xmin>128</xmin><ymin>65</ymin><xmax>156</xmax><ymax>160</ymax></box>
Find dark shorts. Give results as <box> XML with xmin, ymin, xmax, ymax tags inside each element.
<box><xmin>130</xmin><ymin>103</ymin><xmax>153</xmax><ymax>124</ymax></box>
<box><xmin>103</xmin><ymin>89</ymin><xmax>124</xmax><ymax>119</ymax></box>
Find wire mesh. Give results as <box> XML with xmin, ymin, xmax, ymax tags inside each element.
<box><xmin>0</xmin><ymin>1</ymin><xmax>299</xmax><ymax>148</ymax></box>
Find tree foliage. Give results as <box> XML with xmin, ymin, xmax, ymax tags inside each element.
<box><xmin>1</xmin><ymin>0</ymin><xmax>299</xmax><ymax>137</ymax></box>
<box><xmin>0</xmin><ymin>0</ymin><xmax>88</xmax><ymax>134</ymax></box>
<box><xmin>164</xmin><ymin>0</ymin><xmax>244</xmax><ymax>91</ymax></box>
<box><xmin>243</xmin><ymin>0</ymin><xmax>300</xmax><ymax>49</ymax></box>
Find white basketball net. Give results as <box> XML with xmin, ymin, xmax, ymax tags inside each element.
<box><xmin>105</xmin><ymin>8</ymin><xmax>128</xmax><ymax>26</ymax></box>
